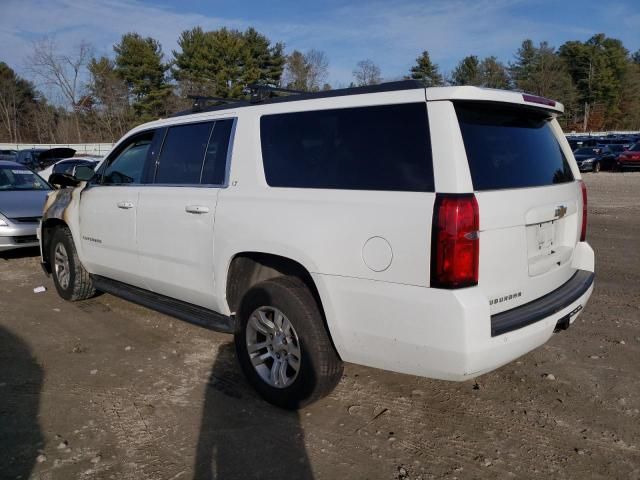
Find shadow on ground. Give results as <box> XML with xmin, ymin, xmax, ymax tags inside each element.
<box><xmin>193</xmin><ymin>342</ymin><xmax>313</xmax><ymax>480</ymax></box>
<box><xmin>0</xmin><ymin>246</ymin><xmax>41</xmax><ymax>260</ymax></box>
<box><xmin>0</xmin><ymin>325</ymin><xmax>44</xmax><ymax>478</ymax></box>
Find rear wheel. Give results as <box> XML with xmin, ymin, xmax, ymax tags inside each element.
<box><xmin>50</xmin><ymin>227</ymin><xmax>95</xmax><ymax>301</ymax></box>
<box><xmin>234</xmin><ymin>276</ymin><xmax>343</xmax><ymax>409</ymax></box>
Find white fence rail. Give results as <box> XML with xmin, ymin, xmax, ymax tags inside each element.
<box><xmin>0</xmin><ymin>143</ymin><xmax>115</xmax><ymax>156</ymax></box>
<box><xmin>565</xmin><ymin>131</ymin><xmax>640</xmax><ymax>137</ymax></box>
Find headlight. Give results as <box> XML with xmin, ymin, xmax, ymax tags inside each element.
<box><xmin>582</xmin><ymin>158</ymin><xmax>595</xmax><ymax>163</ymax></box>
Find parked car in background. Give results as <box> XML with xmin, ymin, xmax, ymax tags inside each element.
<box><xmin>0</xmin><ymin>149</ymin><xmax>17</xmax><ymax>161</ymax></box>
<box><xmin>39</xmin><ymin>157</ymin><xmax>101</xmax><ymax>183</ymax></box>
<box><xmin>16</xmin><ymin>147</ymin><xmax>75</xmax><ymax>171</ymax></box>
<box><xmin>567</xmin><ymin>137</ymin><xmax>598</xmax><ymax>150</ymax></box>
<box><xmin>572</xmin><ymin>146</ymin><xmax>618</xmax><ymax>172</ymax></box>
<box><xmin>617</xmin><ymin>143</ymin><xmax>640</xmax><ymax>170</ymax></box>
<box><xmin>0</xmin><ymin>160</ymin><xmax>52</xmax><ymax>252</ymax></box>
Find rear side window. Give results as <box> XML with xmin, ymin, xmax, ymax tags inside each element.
<box><xmin>155</xmin><ymin>122</ymin><xmax>213</xmax><ymax>185</ymax></box>
<box><xmin>154</xmin><ymin>120</ymin><xmax>234</xmax><ymax>185</ymax></box>
<box><xmin>456</xmin><ymin>102</ymin><xmax>574</xmax><ymax>191</ymax></box>
<box><xmin>201</xmin><ymin>119</ymin><xmax>234</xmax><ymax>185</ymax></box>
<box><xmin>261</xmin><ymin>103</ymin><xmax>434</xmax><ymax>191</ymax></box>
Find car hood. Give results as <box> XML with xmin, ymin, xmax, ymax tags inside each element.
<box><xmin>0</xmin><ymin>190</ymin><xmax>51</xmax><ymax>219</ymax></box>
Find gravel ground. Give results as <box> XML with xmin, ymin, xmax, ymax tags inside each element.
<box><xmin>1</xmin><ymin>172</ymin><xmax>639</xmax><ymax>480</ymax></box>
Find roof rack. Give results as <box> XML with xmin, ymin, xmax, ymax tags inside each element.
<box><xmin>171</xmin><ymin>80</ymin><xmax>426</xmax><ymax>117</ymax></box>
<box><xmin>187</xmin><ymin>95</ymin><xmax>240</xmax><ymax>113</ymax></box>
<box><xmin>245</xmin><ymin>83</ymin><xmax>305</xmax><ymax>103</ymax></box>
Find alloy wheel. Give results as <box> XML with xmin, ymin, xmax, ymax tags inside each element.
<box><xmin>245</xmin><ymin>306</ymin><xmax>302</xmax><ymax>388</ymax></box>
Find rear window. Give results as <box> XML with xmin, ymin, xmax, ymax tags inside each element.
<box><xmin>260</xmin><ymin>103</ymin><xmax>434</xmax><ymax>191</ymax></box>
<box><xmin>456</xmin><ymin>102</ymin><xmax>574</xmax><ymax>191</ymax></box>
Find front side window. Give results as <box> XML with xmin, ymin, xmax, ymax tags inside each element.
<box><xmin>260</xmin><ymin>103</ymin><xmax>434</xmax><ymax>191</ymax></box>
<box><xmin>102</xmin><ymin>133</ymin><xmax>153</xmax><ymax>185</ymax></box>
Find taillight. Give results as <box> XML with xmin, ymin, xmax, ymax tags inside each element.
<box><xmin>522</xmin><ymin>93</ymin><xmax>556</xmax><ymax>107</ymax></box>
<box><xmin>579</xmin><ymin>180</ymin><xmax>587</xmax><ymax>242</ymax></box>
<box><xmin>431</xmin><ymin>194</ymin><xmax>479</xmax><ymax>289</ymax></box>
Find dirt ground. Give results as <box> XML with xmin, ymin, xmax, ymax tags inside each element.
<box><xmin>1</xmin><ymin>172</ymin><xmax>639</xmax><ymax>480</ymax></box>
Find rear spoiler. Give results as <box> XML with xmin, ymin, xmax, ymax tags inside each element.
<box><xmin>425</xmin><ymin>86</ymin><xmax>564</xmax><ymax>114</ymax></box>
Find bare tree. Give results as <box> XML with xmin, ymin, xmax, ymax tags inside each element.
<box><xmin>305</xmin><ymin>49</ymin><xmax>329</xmax><ymax>91</ymax></box>
<box><xmin>0</xmin><ymin>78</ymin><xmax>19</xmax><ymax>142</ymax></box>
<box><xmin>353</xmin><ymin>59</ymin><xmax>382</xmax><ymax>86</ymax></box>
<box><xmin>28</xmin><ymin>38</ymin><xmax>92</xmax><ymax>142</ymax></box>
<box><xmin>283</xmin><ymin>49</ymin><xmax>329</xmax><ymax>91</ymax></box>
<box><xmin>87</xmin><ymin>56</ymin><xmax>131</xmax><ymax>140</ymax></box>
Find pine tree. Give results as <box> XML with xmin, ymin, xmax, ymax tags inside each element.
<box><xmin>408</xmin><ymin>51</ymin><xmax>443</xmax><ymax>87</ymax></box>
<box><xmin>451</xmin><ymin>56</ymin><xmax>481</xmax><ymax>86</ymax></box>
<box><xmin>113</xmin><ymin>33</ymin><xmax>170</xmax><ymax>121</ymax></box>
<box><xmin>172</xmin><ymin>27</ymin><xmax>285</xmax><ymax>99</ymax></box>
<box><xmin>479</xmin><ymin>56</ymin><xmax>510</xmax><ymax>89</ymax></box>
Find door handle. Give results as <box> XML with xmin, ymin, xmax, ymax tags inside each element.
<box><xmin>117</xmin><ymin>201</ymin><xmax>134</xmax><ymax>209</ymax></box>
<box><xmin>185</xmin><ymin>205</ymin><xmax>210</xmax><ymax>214</ymax></box>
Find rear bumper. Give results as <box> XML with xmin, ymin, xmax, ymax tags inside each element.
<box><xmin>619</xmin><ymin>161</ymin><xmax>640</xmax><ymax>168</ymax></box>
<box><xmin>0</xmin><ymin>223</ymin><xmax>39</xmax><ymax>252</ymax></box>
<box><xmin>491</xmin><ymin>270</ymin><xmax>594</xmax><ymax>336</ymax></box>
<box><xmin>313</xmin><ymin>243</ymin><xmax>595</xmax><ymax>381</ymax></box>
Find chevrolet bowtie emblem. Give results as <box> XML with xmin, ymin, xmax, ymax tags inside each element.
<box><xmin>555</xmin><ymin>205</ymin><xmax>568</xmax><ymax>218</ymax></box>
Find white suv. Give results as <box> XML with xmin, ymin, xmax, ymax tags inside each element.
<box><xmin>39</xmin><ymin>81</ymin><xmax>595</xmax><ymax>409</ymax></box>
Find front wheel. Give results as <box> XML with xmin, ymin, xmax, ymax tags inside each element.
<box><xmin>593</xmin><ymin>161</ymin><xmax>601</xmax><ymax>173</ymax></box>
<box><xmin>234</xmin><ymin>276</ymin><xmax>343</xmax><ymax>409</ymax></box>
<box><xmin>50</xmin><ymin>227</ymin><xmax>95</xmax><ymax>301</ymax></box>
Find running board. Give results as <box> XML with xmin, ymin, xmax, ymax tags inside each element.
<box><xmin>91</xmin><ymin>275</ymin><xmax>234</xmax><ymax>334</ymax></box>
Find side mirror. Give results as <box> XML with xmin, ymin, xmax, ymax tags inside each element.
<box><xmin>73</xmin><ymin>165</ymin><xmax>95</xmax><ymax>181</ymax></box>
<box><xmin>48</xmin><ymin>173</ymin><xmax>79</xmax><ymax>189</ymax></box>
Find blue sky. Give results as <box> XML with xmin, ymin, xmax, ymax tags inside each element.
<box><xmin>1</xmin><ymin>0</ymin><xmax>639</xmax><ymax>89</ymax></box>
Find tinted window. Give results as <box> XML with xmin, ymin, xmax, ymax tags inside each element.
<box><xmin>456</xmin><ymin>102</ymin><xmax>574</xmax><ymax>191</ymax></box>
<box><xmin>261</xmin><ymin>103</ymin><xmax>434</xmax><ymax>191</ymax></box>
<box><xmin>53</xmin><ymin>160</ymin><xmax>95</xmax><ymax>175</ymax></box>
<box><xmin>201</xmin><ymin>119</ymin><xmax>233</xmax><ymax>185</ymax></box>
<box><xmin>574</xmin><ymin>148</ymin><xmax>598</xmax><ymax>155</ymax></box>
<box><xmin>103</xmin><ymin>134</ymin><xmax>153</xmax><ymax>185</ymax></box>
<box><xmin>155</xmin><ymin>122</ymin><xmax>213</xmax><ymax>185</ymax></box>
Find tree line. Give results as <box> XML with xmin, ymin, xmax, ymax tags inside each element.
<box><xmin>1</xmin><ymin>28</ymin><xmax>639</xmax><ymax>144</ymax></box>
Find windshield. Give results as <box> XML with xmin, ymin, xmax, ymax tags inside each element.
<box><xmin>607</xmin><ymin>144</ymin><xmax>624</xmax><ymax>152</ymax></box>
<box><xmin>0</xmin><ymin>166</ymin><xmax>51</xmax><ymax>191</ymax></box>
<box><xmin>574</xmin><ymin>148</ymin><xmax>598</xmax><ymax>155</ymax></box>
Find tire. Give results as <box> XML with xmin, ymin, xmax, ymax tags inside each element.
<box><xmin>50</xmin><ymin>227</ymin><xmax>95</xmax><ymax>301</ymax></box>
<box><xmin>593</xmin><ymin>161</ymin><xmax>601</xmax><ymax>173</ymax></box>
<box><xmin>234</xmin><ymin>276</ymin><xmax>343</xmax><ymax>409</ymax></box>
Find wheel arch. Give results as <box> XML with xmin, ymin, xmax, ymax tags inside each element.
<box><xmin>40</xmin><ymin>218</ymin><xmax>70</xmax><ymax>273</ymax></box>
<box><xmin>225</xmin><ymin>252</ymin><xmax>341</xmax><ymax>359</ymax></box>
